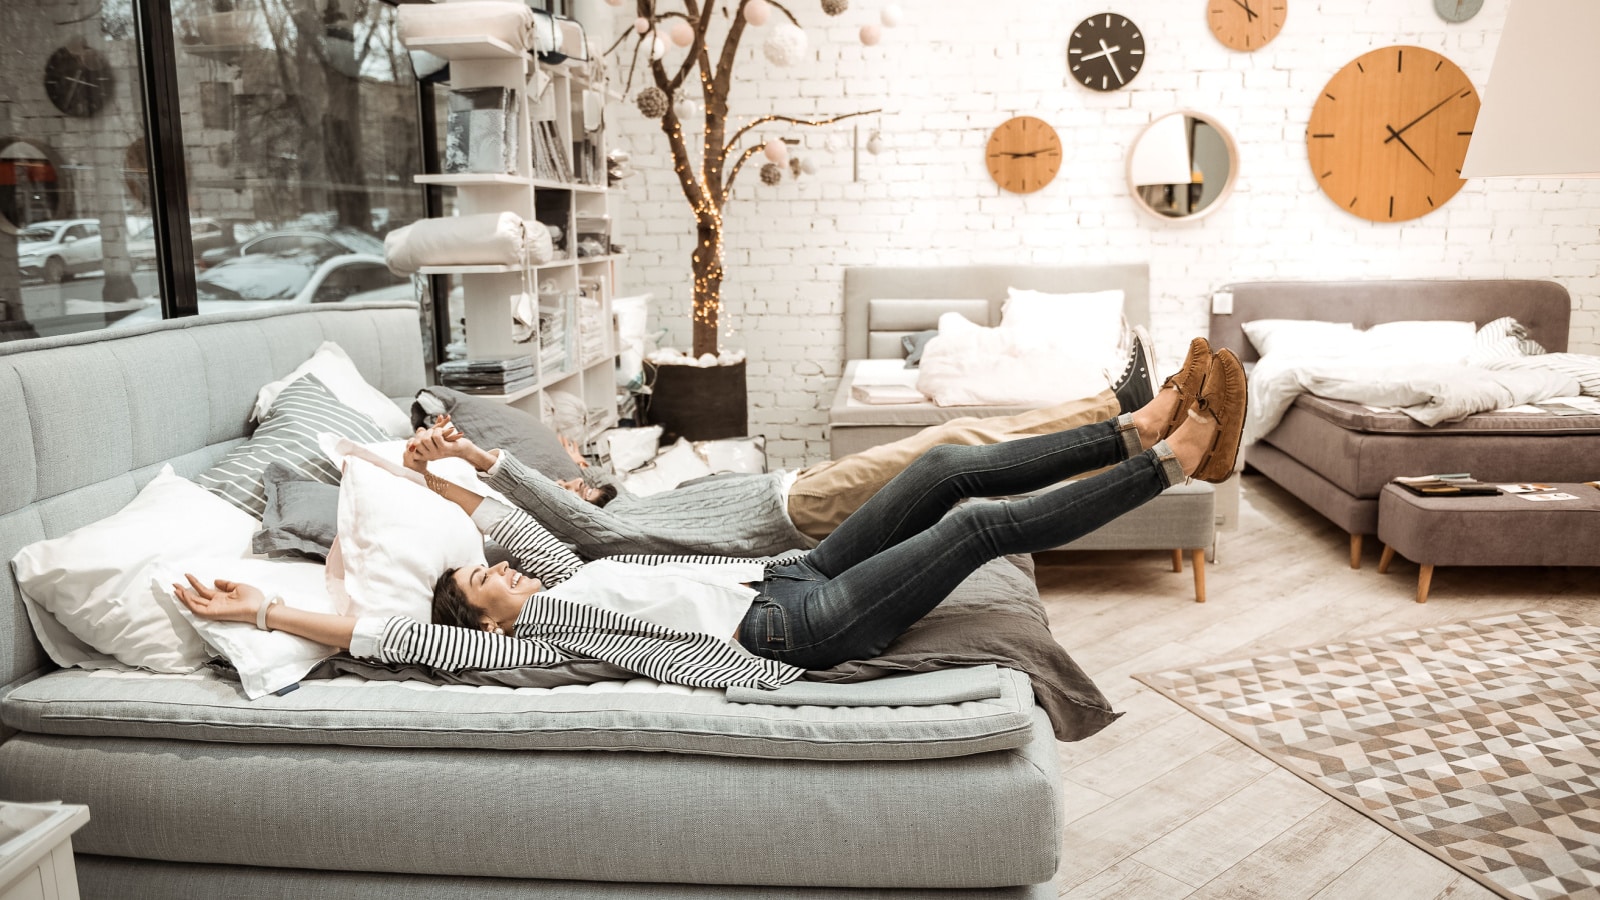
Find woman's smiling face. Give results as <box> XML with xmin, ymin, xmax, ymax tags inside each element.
<box><xmin>452</xmin><ymin>561</ymin><xmax>540</xmax><ymax>633</ymax></box>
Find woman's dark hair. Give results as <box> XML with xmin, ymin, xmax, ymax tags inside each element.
<box><xmin>593</xmin><ymin>484</ymin><xmax>618</xmax><ymax>508</ymax></box>
<box><xmin>431</xmin><ymin>567</ymin><xmax>476</xmax><ymax>628</ymax></box>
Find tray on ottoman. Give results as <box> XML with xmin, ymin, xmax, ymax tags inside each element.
<box><xmin>1376</xmin><ymin>483</ymin><xmax>1600</xmax><ymax>603</ymax></box>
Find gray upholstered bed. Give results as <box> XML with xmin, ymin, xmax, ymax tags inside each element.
<box><xmin>1210</xmin><ymin>279</ymin><xmax>1599</xmax><ymax>567</ymax></box>
<box><xmin>830</xmin><ymin>263</ymin><xmax>1225</xmax><ymax>595</ymax></box>
<box><xmin>0</xmin><ymin>303</ymin><xmax>1067</xmax><ymax>898</ymax></box>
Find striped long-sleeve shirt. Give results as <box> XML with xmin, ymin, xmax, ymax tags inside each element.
<box><xmin>348</xmin><ymin>500</ymin><xmax>807</xmax><ymax>690</ymax></box>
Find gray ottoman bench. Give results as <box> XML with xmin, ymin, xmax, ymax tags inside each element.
<box><xmin>1060</xmin><ymin>480</ymin><xmax>1217</xmax><ymax>603</ymax></box>
<box><xmin>1377</xmin><ymin>483</ymin><xmax>1600</xmax><ymax>603</ymax></box>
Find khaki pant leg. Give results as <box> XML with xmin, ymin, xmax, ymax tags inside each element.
<box><xmin>786</xmin><ymin>389</ymin><xmax>1119</xmax><ymax>539</ymax></box>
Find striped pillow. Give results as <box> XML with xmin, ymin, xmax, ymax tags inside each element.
<box><xmin>1468</xmin><ymin>316</ymin><xmax>1548</xmax><ymax>366</ymax></box>
<box><xmin>199</xmin><ymin>374</ymin><xmax>389</xmax><ymax>518</ymax></box>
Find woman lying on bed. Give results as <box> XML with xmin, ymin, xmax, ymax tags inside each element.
<box><xmin>174</xmin><ymin>340</ymin><xmax>1242</xmax><ymax>687</ymax></box>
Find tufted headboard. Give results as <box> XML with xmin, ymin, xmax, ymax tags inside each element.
<box><xmin>1209</xmin><ymin>279</ymin><xmax>1572</xmax><ymax>364</ymax></box>
<box><xmin>842</xmin><ymin>264</ymin><xmax>1151</xmax><ymax>360</ymax></box>
<box><xmin>0</xmin><ymin>302</ymin><xmax>425</xmax><ymax>732</ymax></box>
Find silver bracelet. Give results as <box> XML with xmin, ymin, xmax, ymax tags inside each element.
<box><xmin>256</xmin><ymin>596</ymin><xmax>284</xmax><ymax>631</ymax></box>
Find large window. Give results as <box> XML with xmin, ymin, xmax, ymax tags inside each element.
<box><xmin>0</xmin><ymin>0</ymin><xmax>426</xmax><ymax>344</ymax></box>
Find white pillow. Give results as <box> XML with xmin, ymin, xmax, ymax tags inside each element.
<box><xmin>253</xmin><ymin>342</ymin><xmax>412</xmax><ymax>437</ymax></box>
<box><xmin>154</xmin><ymin>557</ymin><xmax>341</xmax><ymax>699</ymax></box>
<box><xmin>999</xmin><ymin>287</ymin><xmax>1125</xmax><ymax>372</ymax></box>
<box><xmin>619</xmin><ymin>439</ymin><xmax>714</xmax><ymax>497</ymax></box>
<box><xmin>1361</xmin><ymin>320</ymin><xmax>1476</xmax><ymax>364</ymax></box>
<box><xmin>603</xmin><ymin>426</ymin><xmax>664</xmax><ymax>474</ymax></box>
<box><xmin>1241</xmin><ymin>320</ymin><xmax>1360</xmax><ymax>357</ymax></box>
<box><xmin>335</xmin><ymin>458</ymin><xmax>486</xmax><ymax>622</ymax></box>
<box><xmin>694</xmin><ymin>436</ymin><xmax>767</xmax><ymax>475</ymax></box>
<box><xmin>11</xmin><ymin>466</ymin><xmax>257</xmax><ymax>673</ymax></box>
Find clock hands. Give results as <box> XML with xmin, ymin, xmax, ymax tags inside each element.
<box><xmin>1081</xmin><ymin>39</ymin><xmax>1125</xmax><ymax>85</ymax></box>
<box><xmin>996</xmin><ymin>149</ymin><xmax>1059</xmax><ymax>159</ymax></box>
<box><xmin>1231</xmin><ymin>0</ymin><xmax>1260</xmax><ymax>21</ymax></box>
<box><xmin>1384</xmin><ymin>126</ymin><xmax>1434</xmax><ymax>174</ymax></box>
<box><xmin>1383</xmin><ymin>90</ymin><xmax>1459</xmax><ymax>144</ymax></box>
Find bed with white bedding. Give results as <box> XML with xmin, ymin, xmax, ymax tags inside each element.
<box><xmin>1211</xmin><ymin>279</ymin><xmax>1600</xmax><ymax>566</ymax></box>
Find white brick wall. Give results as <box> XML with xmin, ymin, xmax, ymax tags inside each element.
<box><xmin>605</xmin><ymin>0</ymin><xmax>1600</xmax><ymax>468</ymax></box>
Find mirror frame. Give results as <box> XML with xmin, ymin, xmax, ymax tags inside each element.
<box><xmin>1125</xmin><ymin>110</ymin><xmax>1239</xmax><ymax>223</ymax></box>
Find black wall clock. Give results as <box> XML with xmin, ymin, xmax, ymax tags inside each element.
<box><xmin>1067</xmin><ymin>13</ymin><xmax>1145</xmax><ymax>92</ymax></box>
<box><xmin>44</xmin><ymin>44</ymin><xmax>115</xmax><ymax>118</ymax></box>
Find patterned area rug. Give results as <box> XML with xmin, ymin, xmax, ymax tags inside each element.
<box><xmin>1136</xmin><ymin>611</ymin><xmax>1600</xmax><ymax>900</ymax></box>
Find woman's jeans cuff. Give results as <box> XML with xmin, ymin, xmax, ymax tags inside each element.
<box><xmin>1114</xmin><ymin>413</ymin><xmax>1142</xmax><ymax>458</ymax></box>
<box><xmin>1148</xmin><ymin>440</ymin><xmax>1184</xmax><ymax>489</ymax></box>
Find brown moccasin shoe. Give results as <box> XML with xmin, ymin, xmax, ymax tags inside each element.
<box><xmin>1190</xmin><ymin>349</ymin><xmax>1247</xmax><ymax>484</ymax></box>
<box><xmin>1159</xmin><ymin>337</ymin><xmax>1211</xmax><ymax>437</ymax></box>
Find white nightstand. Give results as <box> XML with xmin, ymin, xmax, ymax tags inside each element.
<box><xmin>0</xmin><ymin>802</ymin><xmax>90</xmax><ymax>900</ymax></box>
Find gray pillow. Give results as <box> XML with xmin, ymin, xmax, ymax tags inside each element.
<box><xmin>901</xmin><ymin>329</ymin><xmax>940</xmax><ymax>369</ymax></box>
<box><xmin>198</xmin><ymin>374</ymin><xmax>388</xmax><ymax>518</ymax></box>
<box><xmin>252</xmin><ymin>463</ymin><xmax>340</xmax><ymax>560</ymax></box>
<box><xmin>412</xmin><ymin>386</ymin><xmax>583</xmax><ymax>481</ymax></box>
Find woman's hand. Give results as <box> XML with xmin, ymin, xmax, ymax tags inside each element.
<box><xmin>171</xmin><ymin>574</ymin><xmax>265</xmax><ymax>625</ymax></box>
<box><xmin>559</xmin><ymin>434</ymin><xmax>590</xmax><ymax>469</ymax></box>
<box><xmin>409</xmin><ymin>414</ymin><xmax>497</xmax><ymax>472</ymax></box>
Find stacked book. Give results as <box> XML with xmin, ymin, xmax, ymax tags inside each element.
<box><xmin>1392</xmin><ymin>474</ymin><xmax>1499</xmax><ymax>497</ymax></box>
<box><xmin>437</xmin><ymin>356</ymin><xmax>537</xmax><ymax>396</ymax></box>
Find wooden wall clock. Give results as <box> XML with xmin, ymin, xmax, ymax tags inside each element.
<box><xmin>1067</xmin><ymin>14</ymin><xmax>1145</xmax><ymax>92</ymax></box>
<box><xmin>985</xmin><ymin>116</ymin><xmax>1062</xmax><ymax>194</ymax></box>
<box><xmin>1306</xmin><ymin>46</ymin><xmax>1480</xmax><ymax>222</ymax></box>
<box><xmin>1208</xmin><ymin>0</ymin><xmax>1286</xmax><ymax>51</ymax></box>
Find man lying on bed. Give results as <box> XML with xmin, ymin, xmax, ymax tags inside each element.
<box><xmin>441</xmin><ymin>332</ymin><xmax>1162</xmax><ymax>558</ymax></box>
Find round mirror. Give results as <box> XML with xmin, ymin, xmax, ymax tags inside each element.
<box><xmin>1126</xmin><ymin>111</ymin><xmax>1238</xmax><ymax>221</ymax></box>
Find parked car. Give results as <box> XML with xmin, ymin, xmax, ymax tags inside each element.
<box><xmin>126</xmin><ymin>218</ymin><xmax>234</xmax><ymax>266</ymax></box>
<box><xmin>117</xmin><ymin>251</ymin><xmax>412</xmax><ymax>326</ymax></box>
<box><xmin>198</xmin><ymin>227</ymin><xmax>385</xmax><ymax>269</ymax></box>
<box><xmin>16</xmin><ymin>219</ymin><xmax>102</xmax><ymax>283</ymax></box>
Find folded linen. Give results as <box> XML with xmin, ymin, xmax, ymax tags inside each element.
<box><xmin>397</xmin><ymin>1</ymin><xmax>537</xmax><ymax>52</ymax></box>
<box><xmin>383</xmin><ymin>212</ymin><xmax>554</xmax><ymax>275</ymax></box>
<box><xmin>727</xmin><ymin>665</ymin><xmax>1004</xmax><ymax>707</ymax></box>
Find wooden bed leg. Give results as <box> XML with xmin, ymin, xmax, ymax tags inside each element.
<box><xmin>1378</xmin><ymin>545</ymin><xmax>1395</xmax><ymax>575</ymax></box>
<box><xmin>1171</xmin><ymin>549</ymin><xmax>1184</xmax><ymax>573</ymax></box>
<box><xmin>1191</xmin><ymin>549</ymin><xmax>1206</xmax><ymax>604</ymax></box>
<box><xmin>1417</xmin><ymin>565</ymin><xmax>1433</xmax><ymax>604</ymax></box>
<box><xmin>1349</xmin><ymin>534</ymin><xmax>1363</xmax><ymax>570</ymax></box>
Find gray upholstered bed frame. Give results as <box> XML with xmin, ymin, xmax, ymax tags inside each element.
<box><xmin>1209</xmin><ymin>279</ymin><xmax>1583</xmax><ymax>566</ymax></box>
<box><xmin>0</xmin><ymin>303</ymin><xmax>1062</xmax><ymax>899</ymax></box>
<box><xmin>842</xmin><ymin>263</ymin><xmax>1151</xmax><ymax>360</ymax></box>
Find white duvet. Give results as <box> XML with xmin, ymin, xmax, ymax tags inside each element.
<box><xmin>1246</xmin><ymin>352</ymin><xmax>1582</xmax><ymax>446</ymax></box>
<box><xmin>915</xmin><ymin>313</ymin><xmax>1115</xmax><ymax>407</ymax></box>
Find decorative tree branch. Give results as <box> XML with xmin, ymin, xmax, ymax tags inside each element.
<box><xmin>614</xmin><ymin>0</ymin><xmax>882</xmax><ymax>356</ymax></box>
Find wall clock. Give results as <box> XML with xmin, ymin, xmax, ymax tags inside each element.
<box><xmin>985</xmin><ymin>116</ymin><xmax>1062</xmax><ymax>194</ymax></box>
<box><xmin>1208</xmin><ymin>0</ymin><xmax>1286</xmax><ymax>51</ymax></box>
<box><xmin>44</xmin><ymin>44</ymin><xmax>114</xmax><ymax>118</ymax></box>
<box><xmin>1434</xmin><ymin>0</ymin><xmax>1483</xmax><ymax>23</ymax></box>
<box><xmin>1067</xmin><ymin>13</ymin><xmax>1145</xmax><ymax>92</ymax></box>
<box><xmin>1306</xmin><ymin>46</ymin><xmax>1480</xmax><ymax>223</ymax></box>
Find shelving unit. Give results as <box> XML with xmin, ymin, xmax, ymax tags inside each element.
<box><xmin>400</xmin><ymin>31</ymin><xmax>622</xmax><ymax>441</ymax></box>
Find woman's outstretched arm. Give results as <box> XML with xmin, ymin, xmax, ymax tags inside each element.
<box><xmin>171</xmin><ymin>574</ymin><xmax>357</xmax><ymax>650</ymax></box>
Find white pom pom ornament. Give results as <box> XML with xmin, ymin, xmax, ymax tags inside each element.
<box><xmin>763</xmin><ymin>23</ymin><xmax>808</xmax><ymax>66</ymax></box>
<box><xmin>881</xmin><ymin>4</ymin><xmax>903</xmax><ymax>27</ymax></box>
<box><xmin>650</xmin><ymin>35</ymin><xmax>667</xmax><ymax>59</ymax></box>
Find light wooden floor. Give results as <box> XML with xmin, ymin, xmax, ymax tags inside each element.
<box><xmin>1033</xmin><ymin>473</ymin><xmax>1600</xmax><ymax>900</ymax></box>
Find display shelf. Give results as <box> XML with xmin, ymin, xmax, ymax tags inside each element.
<box><xmin>402</xmin><ymin>34</ymin><xmax>522</xmax><ymax>60</ymax></box>
<box><xmin>414</xmin><ymin>41</ymin><xmax>623</xmax><ymax>427</ymax></box>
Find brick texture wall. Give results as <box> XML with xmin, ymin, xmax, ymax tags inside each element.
<box><xmin>605</xmin><ymin>0</ymin><xmax>1600</xmax><ymax>468</ymax></box>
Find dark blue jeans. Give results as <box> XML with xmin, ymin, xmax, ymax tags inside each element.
<box><xmin>737</xmin><ymin>416</ymin><xmax>1183</xmax><ymax>669</ymax></box>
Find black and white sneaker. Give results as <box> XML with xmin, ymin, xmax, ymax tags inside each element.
<box><xmin>1112</xmin><ymin>325</ymin><xmax>1157</xmax><ymax>414</ymax></box>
